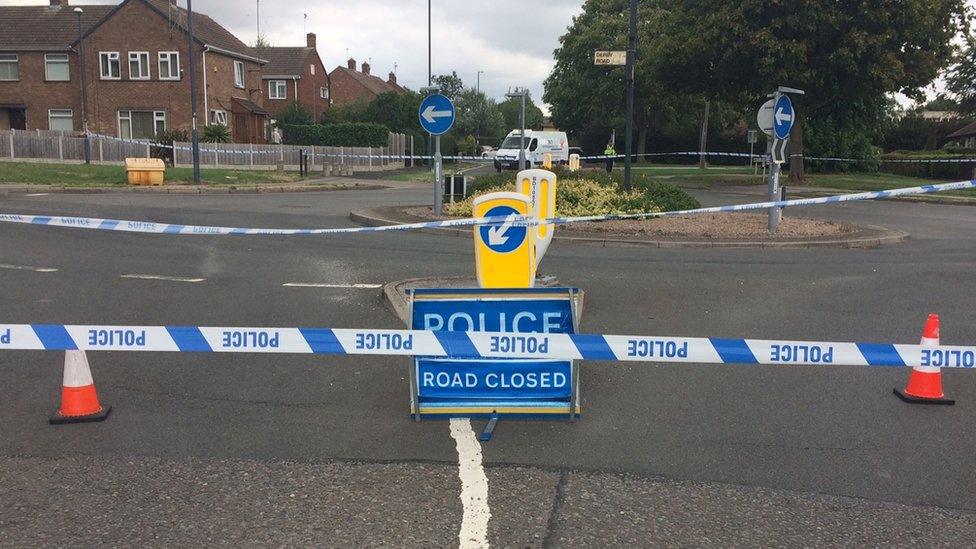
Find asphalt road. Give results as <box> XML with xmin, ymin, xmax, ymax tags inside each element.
<box><xmin>1</xmin><ymin>181</ymin><xmax>975</xmax><ymax>546</ymax></box>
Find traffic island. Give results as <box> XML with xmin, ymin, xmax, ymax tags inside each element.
<box><xmin>350</xmin><ymin>205</ymin><xmax>909</xmax><ymax>249</ymax></box>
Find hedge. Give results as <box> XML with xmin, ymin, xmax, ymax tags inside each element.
<box><xmin>281</xmin><ymin>122</ymin><xmax>390</xmax><ymax>147</ymax></box>
<box><xmin>879</xmin><ymin>152</ymin><xmax>976</xmax><ymax>181</ymax></box>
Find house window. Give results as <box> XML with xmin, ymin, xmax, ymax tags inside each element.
<box><xmin>310</xmin><ymin>64</ymin><xmax>315</xmax><ymax>75</ymax></box>
<box><xmin>320</xmin><ymin>86</ymin><xmax>329</xmax><ymax>100</ymax></box>
<box><xmin>45</xmin><ymin>54</ymin><xmax>70</xmax><ymax>81</ymax></box>
<box><xmin>128</xmin><ymin>52</ymin><xmax>150</xmax><ymax>80</ymax></box>
<box><xmin>99</xmin><ymin>52</ymin><xmax>120</xmax><ymax>80</ymax></box>
<box><xmin>0</xmin><ymin>54</ymin><xmax>18</xmax><ymax>81</ymax></box>
<box><xmin>234</xmin><ymin>60</ymin><xmax>245</xmax><ymax>88</ymax></box>
<box><xmin>48</xmin><ymin>109</ymin><xmax>73</xmax><ymax>132</ymax></box>
<box><xmin>209</xmin><ymin>109</ymin><xmax>227</xmax><ymax>126</ymax></box>
<box><xmin>158</xmin><ymin>52</ymin><xmax>180</xmax><ymax>80</ymax></box>
<box><xmin>118</xmin><ymin>110</ymin><xmax>166</xmax><ymax>140</ymax></box>
<box><xmin>268</xmin><ymin>80</ymin><xmax>287</xmax><ymax>100</ymax></box>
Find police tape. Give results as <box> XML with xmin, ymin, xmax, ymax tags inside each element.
<box><xmin>2</xmin><ymin>324</ymin><xmax>975</xmax><ymax>369</ymax></box>
<box><xmin>1</xmin><ymin>179</ymin><xmax>974</xmax><ymax>236</ymax></box>
<box><xmin>87</xmin><ymin>134</ymin><xmax>976</xmax><ymax>164</ymax></box>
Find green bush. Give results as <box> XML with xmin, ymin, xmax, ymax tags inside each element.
<box><xmin>462</xmin><ymin>169</ymin><xmax>700</xmax><ymax>216</ymax></box>
<box><xmin>879</xmin><ymin>151</ymin><xmax>976</xmax><ymax>180</ymax></box>
<box><xmin>151</xmin><ymin>128</ymin><xmax>188</xmax><ymax>164</ymax></box>
<box><xmin>282</xmin><ymin>122</ymin><xmax>390</xmax><ymax>147</ymax></box>
<box><xmin>202</xmin><ymin>124</ymin><xmax>231</xmax><ymax>143</ymax></box>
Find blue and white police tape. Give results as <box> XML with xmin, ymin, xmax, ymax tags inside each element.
<box><xmin>2</xmin><ymin>324</ymin><xmax>975</xmax><ymax>369</ymax></box>
<box><xmin>1</xmin><ymin>178</ymin><xmax>974</xmax><ymax>236</ymax></box>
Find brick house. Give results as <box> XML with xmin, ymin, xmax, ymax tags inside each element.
<box><xmin>947</xmin><ymin>121</ymin><xmax>976</xmax><ymax>149</ymax></box>
<box><xmin>0</xmin><ymin>0</ymin><xmax>269</xmax><ymax>143</ymax></box>
<box><xmin>328</xmin><ymin>58</ymin><xmax>405</xmax><ymax>108</ymax></box>
<box><xmin>254</xmin><ymin>33</ymin><xmax>331</xmax><ymax>123</ymax></box>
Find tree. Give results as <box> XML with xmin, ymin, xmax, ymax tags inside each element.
<box><xmin>253</xmin><ymin>34</ymin><xmax>272</xmax><ymax>47</ymax></box>
<box><xmin>498</xmin><ymin>92</ymin><xmax>545</xmax><ymax>133</ymax></box>
<box><xmin>432</xmin><ymin>71</ymin><xmax>464</xmax><ymax>100</ymax></box>
<box><xmin>274</xmin><ymin>101</ymin><xmax>314</xmax><ymax>127</ymax></box>
<box><xmin>656</xmin><ymin>0</ymin><xmax>969</xmax><ymax>180</ymax></box>
<box><xmin>946</xmin><ymin>33</ymin><xmax>976</xmax><ymax>117</ymax></box>
<box><xmin>453</xmin><ymin>89</ymin><xmax>504</xmax><ymax>142</ymax></box>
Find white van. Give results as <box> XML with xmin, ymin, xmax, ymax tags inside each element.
<box><xmin>493</xmin><ymin>130</ymin><xmax>570</xmax><ymax>171</ymax></box>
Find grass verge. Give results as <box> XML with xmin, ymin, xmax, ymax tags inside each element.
<box><xmin>0</xmin><ymin>161</ymin><xmax>304</xmax><ymax>186</ymax></box>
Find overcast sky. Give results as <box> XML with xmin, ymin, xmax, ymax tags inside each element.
<box><xmin>4</xmin><ymin>0</ymin><xmax>974</xmax><ymax>111</ymax></box>
<box><xmin>1</xmin><ymin>0</ymin><xmax>583</xmax><ymax>107</ymax></box>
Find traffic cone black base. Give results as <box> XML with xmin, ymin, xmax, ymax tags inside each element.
<box><xmin>892</xmin><ymin>389</ymin><xmax>954</xmax><ymax>406</ymax></box>
<box><xmin>49</xmin><ymin>405</ymin><xmax>112</xmax><ymax>425</ymax></box>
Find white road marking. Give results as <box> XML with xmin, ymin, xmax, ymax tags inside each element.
<box><xmin>450</xmin><ymin>418</ymin><xmax>490</xmax><ymax>549</ymax></box>
<box><xmin>282</xmin><ymin>282</ymin><xmax>382</xmax><ymax>289</ymax></box>
<box><xmin>24</xmin><ymin>193</ymin><xmax>50</xmax><ymax>197</ymax></box>
<box><xmin>0</xmin><ymin>263</ymin><xmax>58</xmax><ymax>273</ymax></box>
<box><xmin>120</xmin><ymin>274</ymin><xmax>205</xmax><ymax>283</ymax></box>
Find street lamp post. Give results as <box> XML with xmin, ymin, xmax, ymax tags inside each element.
<box><xmin>505</xmin><ymin>88</ymin><xmax>528</xmax><ymax>171</ymax></box>
<box><xmin>187</xmin><ymin>0</ymin><xmax>201</xmax><ymax>183</ymax></box>
<box><xmin>74</xmin><ymin>8</ymin><xmax>90</xmax><ymax>165</ymax></box>
<box><xmin>623</xmin><ymin>0</ymin><xmax>637</xmax><ymax>191</ymax></box>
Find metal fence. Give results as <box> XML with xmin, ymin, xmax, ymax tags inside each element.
<box><xmin>173</xmin><ymin>132</ymin><xmax>408</xmax><ymax>172</ymax></box>
<box><xmin>0</xmin><ymin>129</ymin><xmax>407</xmax><ymax>173</ymax></box>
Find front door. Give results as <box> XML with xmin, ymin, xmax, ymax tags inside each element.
<box><xmin>233</xmin><ymin>113</ymin><xmax>247</xmax><ymax>143</ymax></box>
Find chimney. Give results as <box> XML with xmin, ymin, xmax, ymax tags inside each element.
<box><xmin>306</xmin><ymin>33</ymin><xmax>316</xmax><ymax>49</ymax></box>
<box><xmin>388</xmin><ymin>72</ymin><xmax>397</xmax><ymax>85</ymax></box>
<box><xmin>49</xmin><ymin>0</ymin><xmax>69</xmax><ymax>8</ymax></box>
<box><xmin>347</xmin><ymin>58</ymin><xmax>356</xmax><ymax>70</ymax></box>
<box><xmin>361</xmin><ymin>62</ymin><xmax>370</xmax><ymax>75</ymax></box>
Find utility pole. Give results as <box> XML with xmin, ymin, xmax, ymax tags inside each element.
<box><xmin>698</xmin><ymin>100</ymin><xmax>710</xmax><ymax>169</ymax></box>
<box><xmin>74</xmin><ymin>8</ymin><xmax>90</xmax><ymax>165</ymax></box>
<box><xmin>476</xmin><ymin>70</ymin><xmax>483</xmax><ymax>94</ymax></box>
<box><xmin>623</xmin><ymin>0</ymin><xmax>637</xmax><ymax>191</ymax></box>
<box><xmin>187</xmin><ymin>0</ymin><xmax>201</xmax><ymax>183</ymax></box>
<box><xmin>427</xmin><ymin>0</ymin><xmax>432</xmax><ymax>168</ymax></box>
<box><xmin>256</xmin><ymin>0</ymin><xmax>260</xmax><ymax>40</ymax></box>
<box><xmin>506</xmin><ymin>88</ymin><xmax>528</xmax><ymax>171</ymax></box>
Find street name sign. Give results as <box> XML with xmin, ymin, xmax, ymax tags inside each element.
<box><xmin>418</xmin><ymin>93</ymin><xmax>455</xmax><ymax>135</ymax></box>
<box><xmin>473</xmin><ymin>192</ymin><xmax>536</xmax><ymax>288</ymax></box>
<box><xmin>773</xmin><ymin>94</ymin><xmax>794</xmax><ymax>140</ymax></box>
<box><xmin>517</xmin><ymin>169</ymin><xmax>557</xmax><ymax>267</ymax></box>
<box><xmin>594</xmin><ymin>50</ymin><xmax>627</xmax><ymax>65</ymax></box>
<box><xmin>408</xmin><ymin>287</ymin><xmax>581</xmax><ymax>419</ymax></box>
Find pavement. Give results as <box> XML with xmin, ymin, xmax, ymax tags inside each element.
<box><xmin>1</xmin><ymin>179</ymin><xmax>975</xmax><ymax>545</ymax></box>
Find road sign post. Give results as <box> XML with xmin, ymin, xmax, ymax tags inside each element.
<box><xmin>765</xmin><ymin>92</ymin><xmax>795</xmax><ymax>234</ymax></box>
<box><xmin>419</xmin><ymin>92</ymin><xmax>456</xmax><ymax>216</ymax></box>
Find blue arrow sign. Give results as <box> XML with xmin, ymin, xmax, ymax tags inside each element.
<box><xmin>773</xmin><ymin>95</ymin><xmax>794</xmax><ymax>140</ymax></box>
<box><xmin>479</xmin><ymin>205</ymin><xmax>526</xmax><ymax>253</ymax></box>
<box><xmin>418</xmin><ymin>93</ymin><xmax>456</xmax><ymax>135</ymax></box>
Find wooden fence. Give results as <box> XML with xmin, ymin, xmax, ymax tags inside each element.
<box><xmin>0</xmin><ymin>130</ymin><xmax>150</xmax><ymax>164</ymax></box>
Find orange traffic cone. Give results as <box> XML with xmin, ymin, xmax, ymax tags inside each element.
<box><xmin>50</xmin><ymin>350</ymin><xmax>111</xmax><ymax>424</ymax></box>
<box><xmin>893</xmin><ymin>314</ymin><xmax>954</xmax><ymax>405</ymax></box>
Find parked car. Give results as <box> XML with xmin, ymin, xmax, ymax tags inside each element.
<box><xmin>480</xmin><ymin>145</ymin><xmax>497</xmax><ymax>159</ymax></box>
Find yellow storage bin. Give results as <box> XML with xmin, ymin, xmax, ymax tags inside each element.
<box><xmin>125</xmin><ymin>158</ymin><xmax>165</xmax><ymax>186</ymax></box>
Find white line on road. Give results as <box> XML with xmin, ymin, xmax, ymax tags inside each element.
<box><xmin>24</xmin><ymin>193</ymin><xmax>50</xmax><ymax>197</ymax></box>
<box><xmin>120</xmin><ymin>274</ymin><xmax>205</xmax><ymax>283</ymax></box>
<box><xmin>450</xmin><ymin>419</ymin><xmax>490</xmax><ymax>549</ymax></box>
<box><xmin>0</xmin><ymin>263</ymin><xmax>58</xmax><ymax>273</ymax></box>
<box><xmin>282</xmin><ymin>283</ymin><xmax>383</xmax><ymax>289</ymax></box>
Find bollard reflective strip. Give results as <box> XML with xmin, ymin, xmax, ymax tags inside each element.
<box><xmin>2</xmin><ymin>323</ymin><xmax>976</xmax><ymax>369</ymax></box>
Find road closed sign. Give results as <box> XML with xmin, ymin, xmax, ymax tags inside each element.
<box><xmin>473</xmin><ymin>192</ymin><xmax>536</xmax><ymax>288</ymax></box>
<box><xmin>517</xmin><ymin>169</ymin><xmax>557</xmax><ymax>267</ymax></box>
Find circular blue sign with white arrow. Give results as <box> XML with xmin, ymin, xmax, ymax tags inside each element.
<box><xmin>773</xmin><ymin>94</ymin><xmax>794</xmax><ymax>140</ymax></box>
<box><xmin>418</xmin><ymin>93</ymin><xmax>456</xmax><ymax>136</ymax></box>
<box><xmin>479</xmin><ymin>205</ymin><xmax>526</xmax><ymax>253</ymax></box>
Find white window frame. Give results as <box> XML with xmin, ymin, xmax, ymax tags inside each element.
<box><xmin>234</xmin><ymin>60</ymin><xmax>245</xmax><ymax>88</ymax></box>
<box><xmin>0</xmin><ymin>54</ymin><xmax>18</xmax><ymax>81</ymax></box>
<box><xmin>99</xmin><ymin>52</ymin><xmax>120</xmax><ymax>80</ymax></box>
<box><xmin>44</xmin><ymin>53</ymin><xmax>70</xmax><ymax>81</ymax></box>
<box><xmin>310</xmin><ymin>64</ymin><xmax>315</xmax><ymax>75</ymax></box>
<box><xmin>209</xmin><ymin>109</ymin><xmax>227</xmax><ymax>126</ymax></box>
<box><xmin>128</xmin><ymin>51</ymin><xmax>150</xmax><ymax>80</ymax></box>
<box><xmin>268</xmin><ymin>80</ymin><xmax>287</xmax><ymax>100</ymax></box>
<box><xmin>118</xmin><ymin>110</ymin><xmax>167</xmax><ymax>140</ymax></box>
<box><xmin>48</xmin><ymin>109</ymin><xmax>73</xmax><ymax>132</ymax></box>
<box><xmin>157</xmin><ymin>51</ymin><xmax>180</xmax><ymax>80</ymax></box>
<box><xmin>320</xmin><ymin>86</ymin><xmax>329</xmax><ymax>100</ymax></box>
